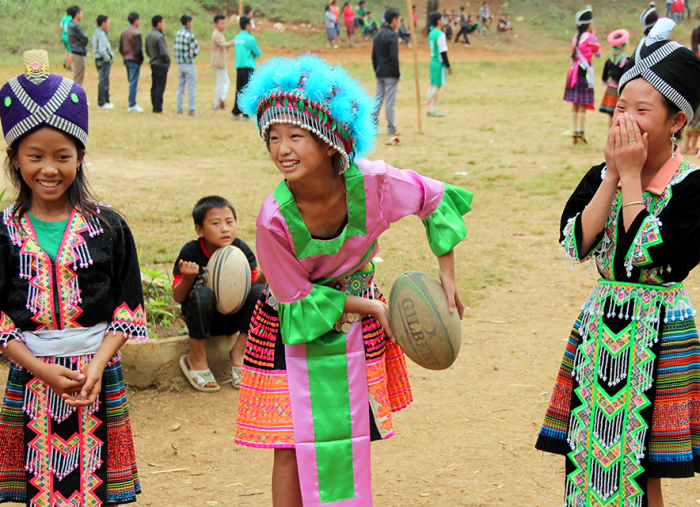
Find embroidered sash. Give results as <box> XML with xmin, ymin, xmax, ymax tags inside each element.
<box><xmin>285</xmin><ymin>270</ymin><xmax>376</xmax><ymax>506</ymax></box>
<box><xmin>23</xmin><ymin>322</ymin><xmax>109</xmax><ymax>357</ymax></box>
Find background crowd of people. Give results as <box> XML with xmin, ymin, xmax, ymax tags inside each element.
<box><xmin>323</xmin><ymin>0</ymin><xmax>514</xmax><ymax>49</ymax></box>
<box><xmin>59</xmin><ymin>5</ymin><xmax>261</xmax><ymax>118</ymax></box>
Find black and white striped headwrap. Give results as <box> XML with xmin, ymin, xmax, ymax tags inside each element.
<box><xmin>619</xmin><ymin>18</ymin><xmax>700</xmax><ymax>119</ymax></box>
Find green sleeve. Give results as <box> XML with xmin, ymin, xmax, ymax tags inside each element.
<box><xmin>278</xmin><ymin>284</ymin><xmax>347</xmax><ymax>345</ymax></box>
<box><xmin>421</xmin><ymin>183</ymin><xmax>473</xmax><ymax>256</ymax></box>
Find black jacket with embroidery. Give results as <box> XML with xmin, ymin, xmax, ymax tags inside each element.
<box><xmin>0</xmin><ymin>204</ymin><xmax>147</xmax><ymax>346</ymax></box>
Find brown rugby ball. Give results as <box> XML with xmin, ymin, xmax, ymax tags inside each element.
<box><xmin>388</xmin><ymin>271</ymin><xmax>462</xmax><ymax>370</ymax></box>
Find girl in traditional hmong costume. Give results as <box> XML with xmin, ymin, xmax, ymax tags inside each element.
<box><xmin>565</xmin><ymin>8</ymin><xmax>600</xmax><ymax>145</ymax></box>
<box><xmin>537</xmin><ymin>19</ymin><xmax>700</xmax><ymax>507</ymax></box>
<box><xmin>599</xmin><ymin>29</ymin><xmax>629</xmax><ymax>128</ymax></box>
<box><xmin>234</xmin><ymin>55</ymin><xmax>473</xmax><ymax>507</ymax></box>
<box><xmin>0</xmin><ymin>51</ymin><xmax>147</xmax><ymax>506</ymax></box>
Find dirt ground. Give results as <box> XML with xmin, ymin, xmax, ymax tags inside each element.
<box><xmin>2</xmin><ymin>39</ymin><xmax>700</xmax><ymax>507</ymax></box>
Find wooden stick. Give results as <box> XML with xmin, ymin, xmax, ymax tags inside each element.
<box><xmin>406</xmin><ymin>0</ymin><xmax>422</xmax><ymax>131</ymax></box>
<box><xmin>151</xmin><ymin>468</ymin><xmax>189</xmax><ymax>474</ymax></box>
<box><xmin>239</xmin><ymin>0</ymin><xmax>244</xmax><ymax>18</ymax></box>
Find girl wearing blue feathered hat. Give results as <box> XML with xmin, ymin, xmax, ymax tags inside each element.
<box><xmin>233</xmin><ymin>54</ymin><xmax>473</xmax><ymax>506</ymax></box>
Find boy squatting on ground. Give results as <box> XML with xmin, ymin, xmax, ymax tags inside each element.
<box><xmin>173</xmin><ymin>196</ymin><xmax>265</xmax><ymax>391</ymax></box>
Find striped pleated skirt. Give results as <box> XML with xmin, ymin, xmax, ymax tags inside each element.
<box><xmin>0</xmin><ymin>356</ymin><xmax>140</xmax><ymax>506</ymax></box>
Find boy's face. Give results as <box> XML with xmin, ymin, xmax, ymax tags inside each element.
<box><xmin>196</xmin><ymin>207</ymin><xmax>236</xmax><ymax>250</ymax></box>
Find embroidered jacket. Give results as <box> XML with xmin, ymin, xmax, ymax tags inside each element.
<box><xmin>560</xmin><ymin>153</ymin><xmax>700</xmax><ymax>284</ymax></box>
<box><xmin>256</xmin><ymin>158</ymin><xmax>473</xmax><ymax>345</ymax></box>
<box><xmin>0</xmin><ymin>203</ymin><xmax>147</xmax><ymax>348</ymax></box>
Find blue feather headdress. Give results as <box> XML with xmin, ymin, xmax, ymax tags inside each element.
<box><xmin>239</xmin><ymin>54</ymin><xmax>377</xmax><ymax>172</ymax></box>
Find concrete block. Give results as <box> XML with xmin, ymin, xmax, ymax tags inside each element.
<box><xmin>120</xmin><ymin>333</ymin><xmax>239</xmax><ymax>389</ymax></box>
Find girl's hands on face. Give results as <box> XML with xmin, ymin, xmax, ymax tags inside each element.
<box><xmin>614</xmin><ymin>113</ymin><xmax>648</xmax><ymax>180</ymax></box>
<box><xmin>604</xmin><ymin>115</ymin><xmax>620</xmax><ymax>182</ymax></box>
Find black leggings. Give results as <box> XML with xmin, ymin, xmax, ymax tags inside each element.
<box><xmin>454</xmin><ymin>26</ymin><xmax>475</xmax><ymax>43</ymax></box>
<box><xmin>232</xmin><ymin>67</ymin><xmax>255</xmax><ymax>117</ymax></box>
<box><xmin>184</xmin><ymin>283</ymin><xmax>264</xmax><ymax>339</ymax></box>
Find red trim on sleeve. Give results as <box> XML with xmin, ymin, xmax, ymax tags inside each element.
<box><xmin>251</xmin><ymin>268</ymin><xmax>259</xmax><ymax>283</ymax></box>
<box><xmin>172</xmin><ymin>274</ymin><xmax>183</xmax><ymax>288</ymax></box>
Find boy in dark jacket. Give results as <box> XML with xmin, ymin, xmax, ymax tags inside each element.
<box><xmin>372</xmin><ymin>8</ymin><xmax>401</xmax><ymax>136</ymax></box>
<box><xmin>145</xmin><ymin>15</ymin><xmax>170</xmax><ymax>113</ymax></box>
<box><xmin>67</xmin><ymin>6</ymin><xmax>89</xmax><ymax>86</ymax></box>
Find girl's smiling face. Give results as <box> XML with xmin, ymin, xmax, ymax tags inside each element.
<box><xmin>614</xmin><ymin>78</ymin><xmax>686</xmax><ymax>154</ymax></box>
<box><xmin>267</xmin><ymin>123</ymin><xmax>336</xmax><ymax>182</ymax></box>
<box><xmin>9</xmin><ymin>126</ymin><xmax>82</xmax><ymax>214</ymax></box>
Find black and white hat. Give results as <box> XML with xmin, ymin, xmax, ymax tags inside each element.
<box><xmin>640</xmin><ymin>3</ymin><xmax>659</xmax><ymax>33</ymax></box>
<box><xmin>620</xmin><ymin>19</ymin><xmax>700</xmax><ymax>119</ymax></box>
<box><xmin>575</xmin><ymin>7</ymin><xmax>593</xmax><ymax>26</ymax></box>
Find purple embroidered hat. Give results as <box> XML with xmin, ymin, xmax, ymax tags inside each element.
<box><xmin>0</xmin><ymin>50</ymin><xmax>88</xmax><ymax>148</ymax></box>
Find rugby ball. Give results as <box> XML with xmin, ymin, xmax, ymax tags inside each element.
<box><xmin>204</xmin><ymin>245</ymin><xmax>251</xmax><ymax>315</ymax></box>
<box><xmin>389</xmin><ymin>271</ymin><xmax>462</xmax><ymax>370</ymax></box>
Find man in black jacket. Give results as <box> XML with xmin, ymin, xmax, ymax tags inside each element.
<box><xmin>67</xmin><ymin>6</ymin><xmax>89</xmax><ymax>86</ymax></box>
<box><xmin>372</xmin><ymin>8</ymin><xmax>401</xmax><ymax>136</ymax></box>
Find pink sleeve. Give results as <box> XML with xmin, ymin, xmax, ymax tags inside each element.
<box><xmin>376</xmin><ymin>160</ymin><xmax>445</xmax><ymax>225</ymax></box>
<box><xmin>256</xmin><ymin>213</ymin><xmax>313</xmax><ymax>305</ymax></box>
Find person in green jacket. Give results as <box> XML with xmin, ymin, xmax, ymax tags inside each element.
<box><xmin>232</xmin><ymin>16</ymin><xmax>261</xmax><ymax>119</ymax></box>
<box><xmin>60</xmin><ymin>7</ymin><xmax>73</xmax><ymax>70</ymax></box>
<box><xmin>427</xmin><ymin>11</ymin><xmax>452</xmax><ymax>117</ymax></box>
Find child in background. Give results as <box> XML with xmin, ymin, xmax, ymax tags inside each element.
<box><xmin>343</xmin><ymin>1</ymin><xmax>355</xmax><ymax>46</ymax></box>
<box><xmin>599</xmin><ymin>29</ymin><xmax>629</xmax><ymax>128</ymax></box>
<box><xmin>442</xmin><ymin>10</ymin><xmax>454</xmax><ymax>41</ymax></box>
<box><xmin>398</xmin><ymin>18</ymin><xmax>412</xmax><ymax>46</ymax></box>
<box><xmin>325</xmin><ymin>5</ymin><xmax>338</xmax><ymax>48</ymax></box>
<box><xmin>243</xmin><ymin>6</ymin><xmax>256</xmax><ymax>30</ymax></box>
<box><xmin>173</xmin><ymin>196</ymin><xmax>265</xmax><ymax>391</ymax></box>
<box><xmin>564</xmin><ymin>7</ymin><xmax>600</xmax><ymax>144</ymax></box>
<box><xmin>232</xmin><ymin>16</ymin><xmax>261</xmax><ymax>120</ymax></box>
<box><xmin>427</xmin><ymin>11</ymin><xmax>452</xmax><ymax>117</ymax></box>
<box><xmin>497</xmin><ymin>13</ymin><xmax>513</xmax><ymax>32</ymax></box>
<box><xmin>412</xmin><ymin>4</ymin><xmax>418</xmax><ymax>30</ymax></box>
<box><xmin>0</xmin><ymin>50</ymin><xmax>146</xmax><ymax>506</ymax></box>
<box><xmin>453</xmin><ymin>7</ymin><xmax>476</xmax><ymax>46</ymax></box>
<box><xmin>234</xmin><ymin>54</ymin><xmax>472</xmax><ymax>507</ymax></box>
<box><xmin>60</xmin><ymin>7</ymin><xmax>73</xmax><ymax>70</ymax></box>
<box><xmin>364</xmin><ymin>11</ymin><xmax>379</xmax><ymax>38</ymax></box>
<box><xmin>330</xmin><ymin>0</ymin><xmax>341</xmax><ymax>36</ymax></box>
<box><xmin>354</xmin><ymin>0</ymin><xmax>366</xmax><ymax>29</ymax></box>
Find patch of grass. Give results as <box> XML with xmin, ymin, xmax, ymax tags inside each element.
<box><xmin>256</xmin><ymin>29</ymin><xmax>325</xmax><ymax>49</ymax></box>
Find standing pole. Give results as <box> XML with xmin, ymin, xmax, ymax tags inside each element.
<box><xmin>239</xmin><ymin>0</ymin><xmax>244</xmax><ymax>18</ymax></box>
<box><xmin>406</xmin><ymin>0</ymin><xmax>422</xmax><ymax>131</ymax></box>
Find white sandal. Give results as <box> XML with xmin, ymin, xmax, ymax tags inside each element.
<box><xmin>179</xmin><ymin>355</ymin><xmax>220</xmax><ymax>392</ymax></box>
<box><xmin>231</xmin><ymin>367</ymin><xmax>242</xmax><ymax>390</ymax></box>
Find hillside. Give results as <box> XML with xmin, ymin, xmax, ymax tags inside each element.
<box><xmin>0</xmin><ymin>0</ymin><xmax>697</xmax><ymax>53</ymax></box>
